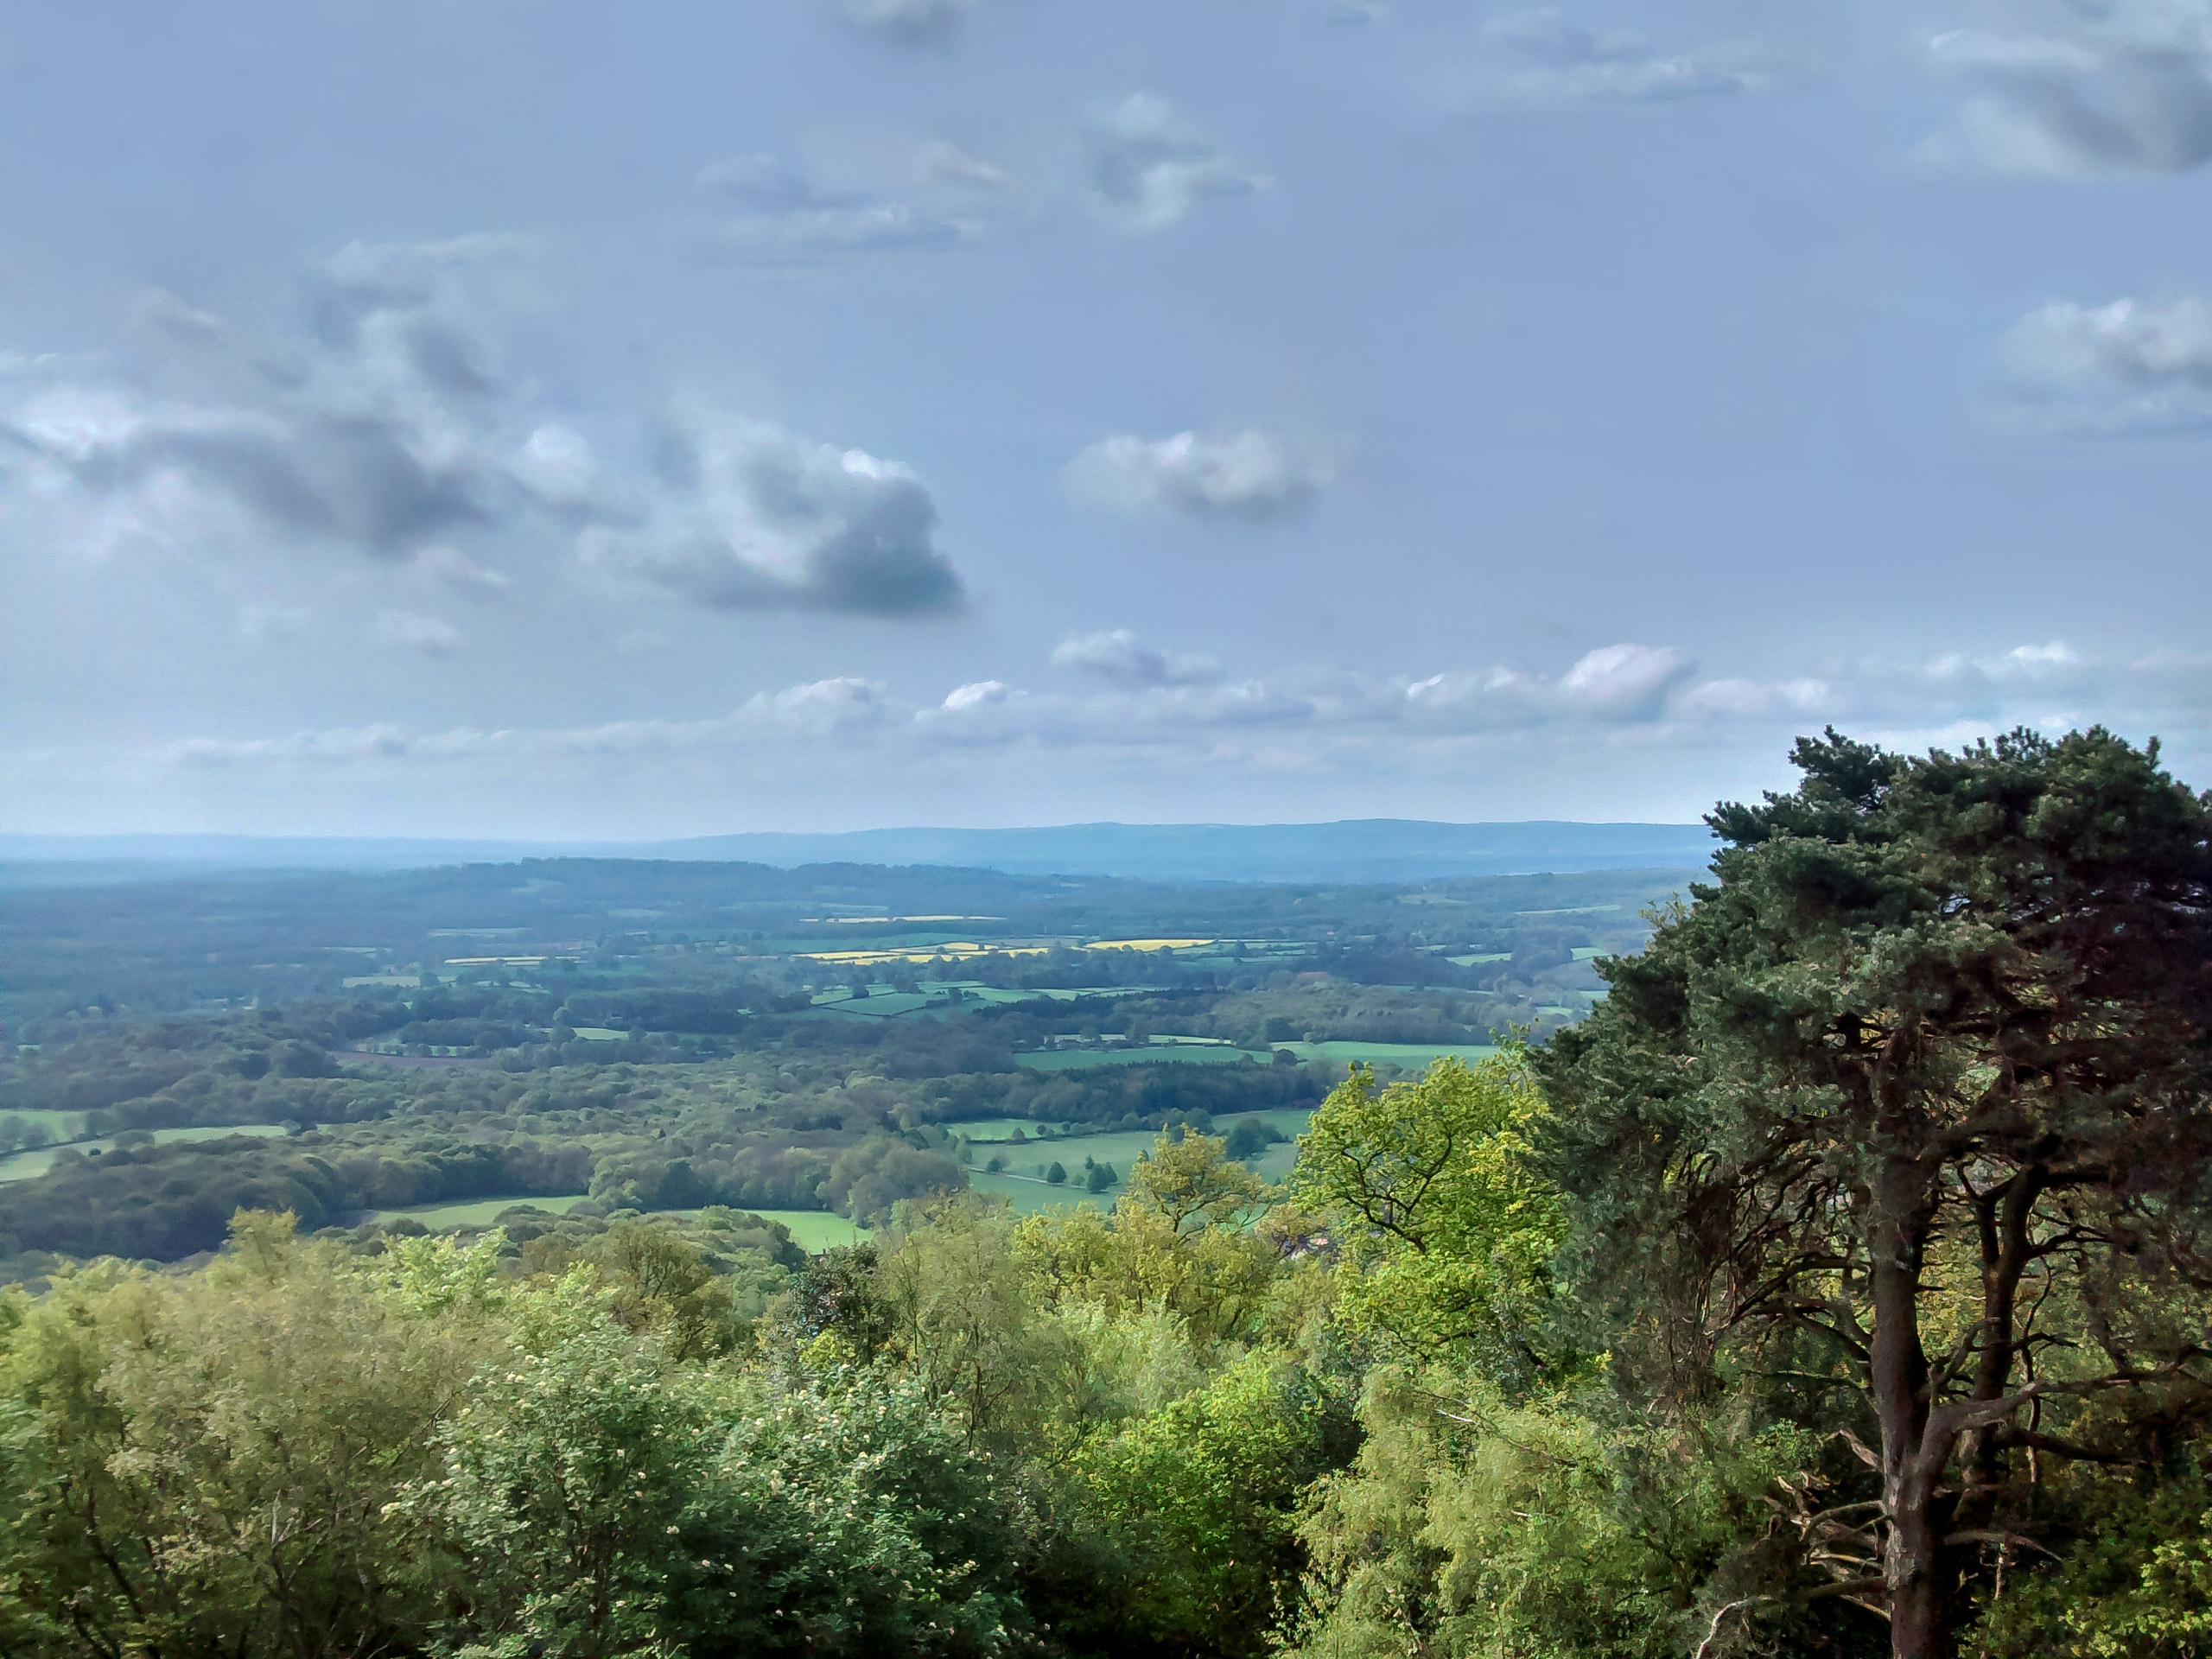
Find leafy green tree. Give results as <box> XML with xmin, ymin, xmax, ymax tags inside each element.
<box><xmin>875</xmin><ymin>1197</ymin><xmax>1071</xmax><ymax>1448</ymax></box>
<box><xmin>1126</xmin><ymin>1131</ymin><xmax>1265</xmax><ymax>1232</ymax></box>
<box><xmin>411</xmin><ymin>1322</ymin><xmax>711</xmax><ymax>1656</ymax></box>
<box><xmin>595</xmin><ymin>1221</ymin><xmax>748</xmax><ymax>1362</ymax></box>
<box><xmin>1294</xmin><ymin>1055</ymin><xmax>1562</xmax><ymax>1376</ymax></box>
<box><xmin>1282</xmin><ymin>1376</ymin><xmax>1837</xmax><ymax>1659</ymax></box>
<box><xmin>0</xmin><ymin>1211</ymin><xmax>491</xmax><ymax>1659</ymax></box>
<box><xmin>825</xmin><ymin>1135</ymin><xmax>968</xmax><ymax>1226</ymax></box>
<box><xmin>1539</xmin><ymin>728</ymin><xmax>2212</xmax><ymax>1659</ymax></box>
<box><xmin>1064</xmin><ymin>1353</ymin><xmax>1344</xmax><ymax>1659</ymax></box>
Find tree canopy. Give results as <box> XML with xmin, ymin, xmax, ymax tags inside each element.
<box><xmin>1539</xmin><ymin>727</ymin><xmax>2212</xmax><ymax>1658</ymax></box>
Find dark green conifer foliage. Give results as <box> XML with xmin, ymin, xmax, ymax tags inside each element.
<box><xmin>1539</xmin><ymin>728</ymin><xmax>2212</xmax><ymax>1659</ymax></box>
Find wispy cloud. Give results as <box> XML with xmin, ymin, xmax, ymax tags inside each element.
<box><xmin>1083</xmin><ymin>95</ymin><xmax>1268</xmax><ymax>232</ymax></box>
<box><xmin>371</xmin><ymin>608</ymin><xmax>461</xmax><ymax>657</ymax></box>
<box><xmin>831</xmin><ymin>0</ymin><xmax>978</xmax><ymax>48</ymax></box>
<box><xmin>1473</xmin><ymin>9</ymin><xmax>1786</xmax><ymax>105</ymax></box>
<box><xmin>694</xmin><ymin>153</ymin><xmax>980</xmax><ymax>266</ymax></box>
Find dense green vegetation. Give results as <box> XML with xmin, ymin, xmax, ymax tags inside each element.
<box><xmin>0</xmin><ymin>860</ymin><xmax>1674</xmax><ymax>1278</ymax></box>
<box><xmin>2</xmin><ymin>728</ymin><xmax>2208</xmax><ymax>1657</ymax></box>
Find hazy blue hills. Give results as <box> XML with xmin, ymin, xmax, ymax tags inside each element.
<box><xmin>645</xmin><ymin>821</ymin><xmax>1714</xmax><ymax>883</ymax></box>
<box><xmin>0</xmin><ymin>820</ymin><xmax>1713</xmax><ymax>887</ymax></box>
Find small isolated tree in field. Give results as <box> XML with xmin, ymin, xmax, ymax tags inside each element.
<box><xmin>1540</xmin><ymin>728</ymin><xmax>2212</xmax><ymax>1659</ymax></box>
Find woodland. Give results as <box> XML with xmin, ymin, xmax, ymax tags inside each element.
<box><xmin>0</xmin><ymin>727</ymin><xmax>2208</xmax><ymax>1659</ymax></box>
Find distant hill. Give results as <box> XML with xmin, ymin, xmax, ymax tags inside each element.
<box><xmin>644</xmin><ymin>821</ymin><xmax>1713</xmax><ymax>883</ymax></box>
<box><xmin>0</xmin><ymin>819</ymin><xmax>1713</xmax><ymax>887</ymax></box>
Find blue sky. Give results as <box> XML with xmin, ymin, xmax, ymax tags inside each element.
<box><xmin>3</xmin><ymin>0</ymin><xmax>2209</xmax><ymax>836</ymax></box>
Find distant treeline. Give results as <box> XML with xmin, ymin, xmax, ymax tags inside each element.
<box><xmin>0</xmin><ymin>1133</ymin><xmax>592</xmax><ymax>1260</ymax></box>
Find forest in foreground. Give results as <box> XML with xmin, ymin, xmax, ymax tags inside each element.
<box><xmin>2</xmin><ymin>726</ymin><xmax>2210</xmax><ymax>1659</ymax></box>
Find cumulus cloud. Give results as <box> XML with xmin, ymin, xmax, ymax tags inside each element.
<box><xmin>1475</xmin><ymin>9</ymin><xmax>1784</xmax><ymax>103</ymax></box>
<box><xmin>942</xmin><ymin>678</ymin><xmax>1012</xmax><ymax>709</ymax></box>
<box><xmin>740</xmin><ymin>676</ymin><xmax>893</xmax><ymax>734</ymax></box>
<box><xmin>696</xmin><ymin>153</ymin><xmax>971</xmax><ymax>265</ymax></box>
<box><xmin>2005</xmin><ymin>296</ymin><xmax>2212</xmax><ymax>383</ymax></box>
<box><xmin>833</xmin><ymin>0</ymin><xmax>977</xmax><ymax>46</ymax></box>
<box><xmin>579</xmin><ymin>418</ymin><xmax>965</xmax><ymax>616</ymax></box>
<box><xmin>0</xmin><ymin>243</ymin><xmax>972</xmax><ymax>620</ymax></box>
<box><xmin>510</xmin><ymin>423</ymin><xmax>601</xmax><ymax>503</ymax></box>
<box><xmin>1084</xmin><ymin>95</ymin><xmax>1268</xmax><ymax>232</ymax></box>
<box><xmin>1062</xmin><ymin>429</ymin><xmax>1339</xmax><ymax>520</ymax></box>
<box><xmin>1997</xmin><ymin>295</ymin><xmax>2212</xmax><ymax>435</ymax></box>
<box><xmin>1923</xmin><ymin>3</ymin><xmax>2212</xmax><ymax>175</ymax></box>
<box><xmin>1051</xmin><ymin>629</ymin><xmax>1223</xmax><ymax>688</ymax></box>
<box><xmin>1404</xmin><ymin>644</ymin><xmax>1696</xmax><ymax>726</ymax></box>
<box><xmin>0</xmin><ymin>238</ymin><xmax>539</xmax><ymax>564</ymax></box>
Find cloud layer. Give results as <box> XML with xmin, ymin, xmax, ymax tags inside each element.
<box><xmin>25</xmin><ymin>637</ymin><xmax>2191</xmax><ymax>784</ymax></box>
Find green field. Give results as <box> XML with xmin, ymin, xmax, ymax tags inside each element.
<box><xmin>964</xmin><ymin>1170</ymin><xmax>1112</xmax><ymax>1214</ymax></box>
<box><xmin>0</xmin><ymin>1108</ymin><xmax>88</xmax><ymax>1137</ymax></box>
<box><xmin>0</xmin><ymin>1122</ymin><xmax>289</xmax><ymax>1185</ymax></box>
<box><xmin>731</xmin><ymin>1209</ymin><xmax>871</xmax><ymax>1250</ymax></box>
<box><xmin>962</xmin><ymin>1109</ymin><xmax>1312</xmax><ymax>1191</ymax></box>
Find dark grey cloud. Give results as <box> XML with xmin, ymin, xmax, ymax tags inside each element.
<box><xmin>1925</xmin><ymin>7</ymin><xmax>2212</xmax><ymax>174</ymax></box>
<box><xmin>0</xmin><ymin>239</ymin><xmax>543</xmax><ymax>562</ymax></box>
<box><xmin>55</xmin><ymin>416</ymin><xmax>489</xmax><ymax>555</ymax></box>
<box><xmin>0</xmin><ymin>240</ymin><xmax>970</xmax><ymax>620</ymax></box>
<box><xmin>580</xmin><ymin>419</ymin><xmax>965</xmax><ymax>616</ymax></box>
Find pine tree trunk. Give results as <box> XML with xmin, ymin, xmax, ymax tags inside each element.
<box><xmin>1870</xmin><ymin>1156</ymin><xmax>1949</xmax><ymax>1659</ymax></box>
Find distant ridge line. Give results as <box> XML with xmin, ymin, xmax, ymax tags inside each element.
<box><xmin>0</xmin><ymin>819</ymin><xmax>1713</xmax><ymax>887</ymax></box>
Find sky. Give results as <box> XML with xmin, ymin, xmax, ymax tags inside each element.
<box><xmin>3</xmin><ymin>0</ymin><xmax>2210</xmax><ymax>837</ymax></box>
